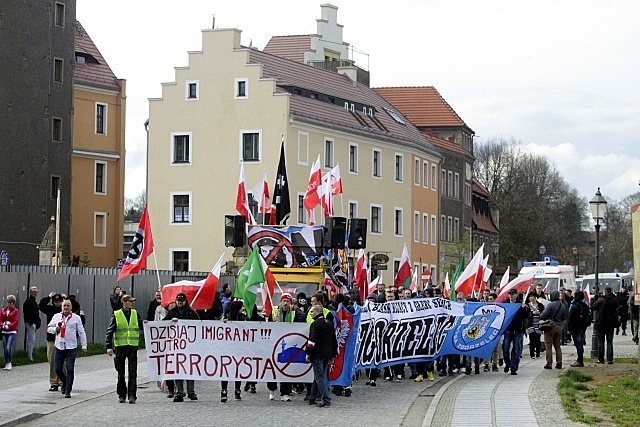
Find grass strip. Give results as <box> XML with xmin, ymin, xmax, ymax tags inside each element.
<box><xmin>557</xmin><ymin>369</ymin><xmax>600</xmax><ymax>425</ymax></box>
<box><xmin>586</xmin><ymin>374</ymin><xmax>640</xmax><ymax>427</ymax></box>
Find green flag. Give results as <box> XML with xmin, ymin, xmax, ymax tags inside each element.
<box><xmin>234</xmin><ymin>246</ymin><xmax>266</xmax><ymax>316</ymax></box>
<box><xmin>450</xmin><ymin>256</ymin><xmax>465</xmax><ymax>301</ymax></box>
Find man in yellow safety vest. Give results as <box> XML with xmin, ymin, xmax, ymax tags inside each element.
<box><xmin>106</xmin><ymin>294</ymin><xmax>144</xmax><ymax>404</ymax></box>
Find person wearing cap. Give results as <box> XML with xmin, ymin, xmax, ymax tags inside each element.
<box><xmin>501</xmin><ymin>289</ymin><xmax>529</xmax><ymax>375</ymax></box>
<box><xmin>39</xmin><ymin>292</ymin><xmax>65</xmax><ymax>391</ymax></box>
<box><xmin>106</xmin><ymin>294</ymin><xmax>144</xmax><ymax>404</ymax></box>
<box><xmin>163</xmin><ymin>293</ymin><xmax>200</xmax><ymax>402</ymax></box>
<box><xmin>48</xmin><ymin>299</ymin><xmax>87</xmax><ymax>398</ymax></box>
<box><xmin>270</xmin><ymin>293</ymin><xmax>304</xmax><ymax>401</ymax></box>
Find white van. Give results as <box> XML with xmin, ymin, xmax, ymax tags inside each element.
<box><xmin>580</xmin><ymin>272</ymin><xmax>633</xmax><ymax>295</ymax></box>
<box><xmin>519</xmin><ymin>261</ymin><xmax>576</xmax><ymax>295</ymax></box>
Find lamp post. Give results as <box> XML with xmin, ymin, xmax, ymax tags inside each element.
<box><xmin>539</xmin><ymin>245</ymin><xmax>546</xmax><ymax>260</ymax></box>
<box><xmin>589</xmin><ymin>187</ymin><xmax>607</xmax><ymax>359</ymax></box>
<box><xmin>572</xmin><ymin>246</ymin><xmax>578</xmax><ymax>278</ymax></box>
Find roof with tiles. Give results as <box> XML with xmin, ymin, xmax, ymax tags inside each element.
<box><xmin>423</xmin><ymin>133</ymin><xmax>470</xmax><ymax>157</ymax></box>
<box><xmin>74</xmin><ymin>21</ymin><xmax>121</xmax><ymax>92</ymax></box>
<box><xmin>473</xmin><ymin>180</ymin><xmax>499</xmax><ymax>233</ymax></box>
<box><xmin>373</xmin><ymin>86</ymin><xmax>472</xmax><ymax>131</ymax></box>
<box><xmin>263</xmin><ymin>35</ymin><xmax>312</xmax><ymax>63</ymax></box>
<box><xmin>247</xmin><ymin>48</ymin><xmax>440</xmax><ymax>156</ymax></box>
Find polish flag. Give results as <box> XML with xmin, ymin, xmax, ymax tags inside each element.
<box><xmin>368</xmin><ymin>275</ymin><xmax>381</xmax><ymax>296</ymax></box>
<box><xmin>162</xmin><ymin>254</ymin><xmax>225</xmax><ymax>310</ymax></box>
<box><xmin>236</xmin><ymin>163</ymin><xmax>255</xmax><ymax>225</ymax></box>
<box><xmin>497</xmin><ymin>266</ymin><xmax>510</xmax><ymax>293</ymax></box>
<box><xmin>258</xmin><ymin>169</ymin><xmax>271</xmax><ymax>214</ymax></box>
<box><xmin>454</xmin><ymin>244</ymin><xmax>484</xmax><ymax>297</ymax></box>
<box><xmin>495</xmin><ymin>269</ymin><xmax>537</xmax><ymax>303</ymax></box>
<box><xmin>354</xmin><ymin>249</ymin><xmax>369</xmax><ymax>303</ymax></box>
<box><xmin>330</xmin><ymin>164</ymin><xmax>342</xmax><ymax>195</ymax></box>
<box><xmin>479</xmin><ymin>256</ymin><xmax>492</xmax><ymax>294</ymax></box>
<box><xmin>394</xmin><ymin>244</ymin><xmax>412</xmax><ymax>289</ymax></box>
<box><xmin>443</xmin><ymin>273</ymin><xmax>451</xmax><ymax>299</ymax></box>
<box><xmin>409</xmin><ymin>267</ymin><xmax>418</xmax><ymax>292</ymax></box>
<box><xmin>321</xmin><ymin>171</ymin><xmax>333</xmax><ymax>218</ymax></box>
<box><xmin>303</xmin><ymin>156</ymin><xmax>322</xmax><ymax>224</ymax></box>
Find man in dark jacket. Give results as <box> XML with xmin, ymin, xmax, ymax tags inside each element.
<box><xmin>163</xmin><ymin>293</ymin><xmax>200</xmax><ymax>402</ymax></box>
<box><xmin>305</xmin><ymin>305</ymin><xmax>338</xmax><ymax>407</ymax></box>
<box><xmin>22</xmin><ymin>286</ymin><xmax>40</xmax><ymax>361</ymax></box>
<box><xmin>39</xmin><ymin>293</ymin><xmax>64</xmax><ymax>391</ymax></box>
<box><xmin>146</xmin><ymin>290</ymin><xmax>162</xmax><ymax>321</ymax></box>
<box><xmin>540</xmin><ymin>290</ymin><xmax>568</xmax><ymax>369</ymax></box>
<box><xmin>616</xmin><ymin>286</ymin><xmax>630</xmax><ymax>335</ymax></box>
<box><xmin>502</xmin><ymin>289</ymin><xmax>529</xmax><ymax>375</ymax></box>
<box><xmin>593</xmin><ymin>286</ymin><xmax>619</xmax><ymax>364</ymax></box>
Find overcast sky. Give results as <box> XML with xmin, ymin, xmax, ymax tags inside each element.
<box><xmin>77</xmin><ymin>0</ymin><xmax>640</xmax><ymax>204</ymax></box>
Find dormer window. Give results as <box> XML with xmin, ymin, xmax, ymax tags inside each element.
<box><xmin>368</xmin><ymin>108</ymin><xmax>373</xmax><ymax>116</ymax></box>
<box><xmin>383</xmin><ymin>107</ymin><xmax>405</xmax><ymax>125</ymax></box>
<box><xmin>344</xmin><ymin>102</ymin><xmax>349</xmax><ymax>109</ymax></box>
<box><xmin>350</xmin><ymin>104</ymin><xmax>355</xmax><ymax>112</ymax></box>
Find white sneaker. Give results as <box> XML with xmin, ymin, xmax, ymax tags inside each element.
<box><xmin>281</xmin><ymin>395</ymin><xmax>292</xmax><ymax>402</ymax></box>
<box><xmin>269</xmin><ymin>391</ymin><xmax>275</xmax><ymax>400</ymax></box>
<box><xmin>4</xmin><ymin>363</ymin><xmax>11</xmax><ymax>371</ymax></box>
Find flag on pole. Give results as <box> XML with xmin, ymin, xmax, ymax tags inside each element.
<box><xmin>162</xmin><ymin>254</ymin><xmax>225</xmax><ymax>310</ymax></box>
<box><xmin>443</xmin><ymin>273</ymin><xmax>451</xmax><ymax>299</ymax></box>
<box><xmin>258</xmin><ymin>169</ymin><xmax>271</xmax><ymax>215</ymax></box>
<box><xmin>303</xmin><ymin>155</ymin><xmax>322</xmax><ymax>225</ymax></box>
<box><xmin>236</xmin><ymin>162</ymin><xmax>255</xmax><ymax>225</ymax></box>
<box><xmin>449</xmin><ymin>257</ymin><xmax>465</xmax><ymax>301</ymax></box>
<box><xmin>321</xmin><ymin>171</ymin><xmax>333</xmax><ymax>218</ymax></box>
<box><xmin>498</xmin><ymin>266</ymin><xmax>510</xmax><ymax>293</ymax></box>
<box><xmin>409</xmin><ymin>267</ymin><xmax>418</xmax><ymax>292</ymax></box>
<box><xmin>454</xmin><ymin>244</ymin><xmax>485</xmax><ymax>297</ymax></box>
<box><xmin>368</xmin><ymin>275</ymin><xmax>381</xmax><ymax>296</ymax></box>
<box><xmin>495</xmin><ymin>269</ymin><xmax>537</xmax><ymax>303</ymax></box>
<box><xmin>330</xmin><ymin>164</ymin><xmax>343</xmax><ymax>195</ymax></box>
<box><xmin>118</xmin><ymin>205</ymin><xmax>154</xmax><ymax>281</ymax></box>
<box><xmin>234</xmin><ymin>246</ymin><xmax>278</xmax><ymax>317</ymax></box>
<box><xmin>273</xmin><ymin>139</ymin><xmax>291</xmax><ymax>225</ymax></box>
<box><xmin>354</xmin><ymin>249</ymin><xmax>368</xmax><ymax>303</ymax></box>
<box><xmin>394</xmin><ymin>244</ymin><xmax>412</xmax><ymax>289</ymax></box>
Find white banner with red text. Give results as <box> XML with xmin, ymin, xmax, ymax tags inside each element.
<box><xmin>144</xmin><ymin>321</ymin><xmax>313</xmax><ymax>382</ymax></box>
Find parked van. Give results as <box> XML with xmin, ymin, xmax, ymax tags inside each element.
<box><xmin>519</xmin><ymin>260</ymin><xmax>576</xmax><ymax>295</ymax></box>
<box><xmin>580</xmin><ymin>271</ymin><xmax>634</xmax><ymax>295</ymax></box>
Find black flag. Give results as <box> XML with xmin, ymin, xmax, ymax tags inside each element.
<box><xmin>273</xmin><ymin>138</ymin><xmax>291</xmax><ymax>225</ymax></box>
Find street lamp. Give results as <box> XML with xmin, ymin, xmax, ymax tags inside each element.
<box><xmin>539</xmin><ymin>245</ymin><xmax>546</xmax><ymax>260</ymax></box>
<box><xmin>572</xmin><ymin>246</ymin><xmax>578</xmax><ymax>278</ymax></box>
<box><xmin>589</xmin><ymin>187</ymin><xmax>607</xmax><ymax>359</ymax></box>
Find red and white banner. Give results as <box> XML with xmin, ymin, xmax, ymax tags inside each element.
<box><xmin>455</xmin><ymin>244</ymin><xmax>485</xmax><ymax>297</ymax></box>
<box><xmin>495</xmin><ymin>269</ymin><xmax>536</xmax><ymax>303</ymax></box>
<box><xmin>144</xmin><ymin>321</ymin><xmax>313</xmax><ymax>382</ymax></box>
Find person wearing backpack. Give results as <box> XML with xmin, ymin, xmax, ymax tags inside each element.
<box><xmin>567</xmin><ymin>290</ymin><xmax>590</xmax><ymax>367</ymax></box>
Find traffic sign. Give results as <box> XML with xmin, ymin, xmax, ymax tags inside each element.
<box><xmin>421</xmin><ymin>271</ymin><xmax>431</xmax><ymax>283</ymax></box>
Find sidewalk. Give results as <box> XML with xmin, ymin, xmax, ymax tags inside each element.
<box><xmin>423</xmin><ymin>331</ymin><xmax>639</xmax><ymax>427</ymax></box>
<box><xmin>0</xmin><ymin>350</ymin><xmax>150</xmax><ymax>427</ymax></box>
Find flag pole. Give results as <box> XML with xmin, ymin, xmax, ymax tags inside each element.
<box><xmin>152</xmin><ymin>247</ymin><xmax>162</xmax><ymax>291</ymax></box>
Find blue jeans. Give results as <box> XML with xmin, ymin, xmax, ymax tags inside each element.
<box><xmin>502</xmin><ymin>331</ymin><xmax>523</xmax><ymax>373</ymax></box>
<box><xmin>25</xmin><ymin>324</ymin><xmax>36</xmax><ymax>359</ymax></box>
<box><xmin>309</xmin><ymin>358</ymin><xmax>330</xmax><ymax>404</ymax></box>
<box><xmin>570</xmin><ymin>328</ymin><xmax>585</xmax><ymax>363</ymax></box>
<box><xmin>55</xmin><ymin>348</ymin><xmax>77</xmax><ymax>394</ymax></box>
<box><xmin>2</xmin><ymin>333</ymin><xmax>16</xmax><ymax>364</ymax></box>
<box><xmin>597</xmin><ymin>327</ymin><xmax>614</xmax><ymax>363</ymax></box>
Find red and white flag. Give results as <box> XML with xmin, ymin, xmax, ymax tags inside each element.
<box><xmin>354</xmin><ymin>249</ymin><xmax>369</xmax><ymax>302</ymax></box>
<box><xmin>443</xmin><ymin>273</ymin><xmax>451</xmax><ymax>299</ymax></box>
<box><xmin>330</xmin><ymin>164</ymin><xmax>343</xmax><ymax>195</ymax></box>
<box><xmin>257</xmin><ymin>253</ymin><xmax>278</xmax><ymax>318</ymax></box>
<box><xmin>454</xmin><ymin>244</ymin><xmax>485</xmax><ymax>297</ymax></box>
<box><xmin>321</xmin><ymin>171</ymin><xmax>333</xmax><ymax>218</ymax></box>
<box><xmin>368</xmin><ymin>275</ymin><xmax>381</xmax><ymax>296</ymax></box>
<box><xmin>497</xmin><ymin>266</ymin><xmax>510</xmax><ymax>293</ymax></box>
<box><xmin>303</xmin><ymin>156</ymin><xmax>322</xmax><ymax>225</ymax></box>
<box><xmin>258</xmin><ymin>169</ymin><xmax>271</xmax><ymax>214</ymax></box>
<box><xmin>236</xmin><ymin>163</ymin><xmax>255</xmax><ymax>225</ymax></box>
<box><xmin>394</xmin><ymin>244</ymin><xmax>412</xmax><ymax>289</ymax></box>
<box><xmin>495</xmin><ymin>269</ymin><xmax>537</xmax><ymax>303</ymax></box>
<box><xmin>162</xmin><ymin>253</ymin><xmax>225</xmax><ymax>310</ymax></box>
<box><xmin>409</xmin><ymin>267</ymin><xmax>418</xmax><ymax>292</ymax></box>
<box><xmin>478</xmin><ymin>255</ymin><xmax>492</xmax><ymax>294</ymax></box>
<box><xmin>118</xmin><ymin>206</ymin><xmax>154</xmax><ymax>281</ymax></box>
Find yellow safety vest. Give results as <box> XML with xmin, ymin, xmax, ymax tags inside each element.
<box><xmin>272</xmin><ymin>307</ymin><xmax>296</xmax><ymax>323</ymax></box>
<box><xmin>306</xmin><ymin>307</ymin><xmax>331</xmax><ymax>323</ymax></box>
<box><xmin>113</xmin><ymin>309</ymin><xmax>140</xmax><ymax>347</ymax></box>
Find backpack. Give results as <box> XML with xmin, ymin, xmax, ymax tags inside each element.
<box><xmin>579</xmin><ymin>303</ymin><xmax>592</xmax><ymax>329</ymax></box>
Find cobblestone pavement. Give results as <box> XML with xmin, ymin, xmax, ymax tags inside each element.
<box><xmin>2</xmin><ymin>329</ymin><xmax>637</xmax><ymax>427</ymax></box>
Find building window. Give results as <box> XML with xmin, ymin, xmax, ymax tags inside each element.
<box><xmin>324</xmin><ymin>138</ymin><xmax>334</xmax><ymax>168</ymax></box>
<box><xmin>447</xmin><ymin>217</ymin><xmax>453</xmax><ymax>242</ymax></box>
<box><xmin>53</xmin><ymin>58</ymin><xmax>63</xmax><ymax>82</ymax></box>
<box><xmin>431</xmin><ymin>164</ymin><xmax>437</xmax><ymax>190</ymax></box>
<box><xmin>52</xmin><ymin>118</ymin><xmax>62</xmax><ymax>142</ymax></box>
<box><xmin>423</xmin><ymin>161</ymin><xmax>429</xmax><ymax>188</ymax></box>
<box><xmin>235</xmin><ymin>78</ymin><xmax>248</xmax><ymax>98</ymax></box>
<box><xmin>95</xmin><ymin>161</ymin><xmax>107</xmax><ymax>194</ymax></box>
<box><xmin>371</xmin><ymin>205</ymin><xmax>382</xmax><ymax>234</ymax></box>
<box><xmin>55</xmin><ymin>3</ymin><xmax>65</xmax><ymax>27</ymax></box>
<box><xmin>440</xmin><ymin>215</ymin><xmax>446</xmax><ymax>242</ymax></box>
<box><xmin>172</xmin><ymin>250</ymin><xmax>190</xmax><ymax>272</ymax></box>
<box><xmin>441</xmin><ymin>169</ymin><xmax>446</xmax><ymax>194</ymax></box>
<box><xmin>447</xmin><ymin>171</ymin><xmax>453</xmax><ymax>198</ymax></box>
<box><xmin>431</xmin><ymin>215</ymin><xmax>437</xmax><ymax>245</ymax></box>
<box><xmin>423</xmin><ymin>213</ymin><xmax>429</xmax><ymax>244</ymax></box>
<box><xmin>349</xmin><ymin>144</ymin><xmax>358</xmax><ymax>173</ymax></box>
<box><xmin>454</xmin><ymin>173</ymin><xmax>460</xmax><ymax>199</ymax></box>
<box><xmin>298</xmin><ymin>132</ymin><xmax>309</xmax><ymax>165</ymax></box>
<box><xmin>349</xmin><ymin>201</ymin><xmax>358</xmax><ymax>218</ymax></box>
<box><xmin>51</xmin><ymin>176</ymin><xmax>60</xmax><ymax>200</ymax></box>
<box><xmin>297</xmin><ymin>193</ymin><xmax>307</xmax><ymax>224</ymax></box>
<box><xmin>395</xmin><ymin>154</ymin><xmax>403</xmax><ymax>182</ymax></box>
<box><xmin>414</xmin><ymin>211</ymin><xmax>420</xmax><ymax>242</ymax></box>
<box><xmin>454</xmin><ymin>217</ymin><xmax>460</xmax><ymax>241</ymax></box>
<box><xmin>465</xmin><ymin>182</ymin><xmax>472</xmax><ymax>206</ymax></box>
<box><xmin>172</xmin><ymin>193</ymin><xmax>191</xmax><ymax>224</ymax></box>
<box><xmin>241</xmin><ymin>131</ymin><xmax>261</xmax><ymax>162</ymax></box>
<box><xmin>372</xmin><ymin>149</ymin><xmax>381</xmax><ymax>178</ymax></box>
<box><xmin>394</xmin><ymin>208</ymin><xmax>403</xmax><ymax>236</ymax></box>
<box><xmin>414</xmin><ymin>158</ymin><xmax>420</xmax><ymax>186</ymax></box>
<box><xmin>186</xmin><ymin>80</ymin><xmax>199</xmax><ymax>100</ymax></box>
<box><xmin>172</xmin><ymin>133</ymin><xmax>191</xmax><ymax>164</ymax></box>
<box><xmin>94</xmin><ymin>212</ymin><xmax>107</xmax><ymax>247</ymax></box>
<box><xmin>95</xmin><ymin>102</ymin><xmax>107</xmax><ymax>135</ymax></box>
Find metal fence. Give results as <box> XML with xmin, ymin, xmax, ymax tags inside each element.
<box><xmin>0</xmin><ymin>266</ymin><xmax>236</xmax><ymax>353</ymax></box>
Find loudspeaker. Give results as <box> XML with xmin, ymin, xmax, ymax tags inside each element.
<box><xmin>325</xmin><ymin>216</ymin><xmax>347</xmax><ymax>249</ymax></box>
<box><xmin>348</xmin><ymin>218</ymin><xmax>367</xmax><ymax>249</ymax></box>
<box><xmin>224</xmin><ymin>215</ymin><xmax>246</xmax><ymax>247</ymax></box>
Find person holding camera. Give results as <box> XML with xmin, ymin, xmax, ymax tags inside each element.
<box><xmin>111</xmin><ymin>285</ymin><xmax>125</xmax><ymax>311</ymax></box>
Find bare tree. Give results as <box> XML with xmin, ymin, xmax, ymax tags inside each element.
<box><xmin>124</xmin><ymin>190</ymin><xmax>147</xmax><ymax>222</ymax></box>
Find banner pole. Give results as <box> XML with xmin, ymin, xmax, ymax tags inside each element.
<box><xmin>152</xmin><ymin>250</ymin><xmax>162</xmax><ymax>291</ymax></box>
